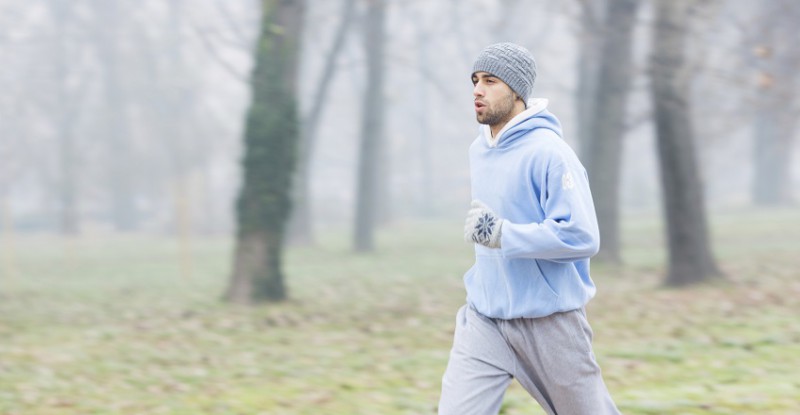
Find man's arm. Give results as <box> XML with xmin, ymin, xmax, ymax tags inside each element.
<box><xmin>501</xmin><ymin>160</ymin><xmax>599</xmax><ymax>261</ymax></box>
<box><xmin>470</xmin><ymin>153</ymin><xmax>598</xmax><ymax>261</ymax></box>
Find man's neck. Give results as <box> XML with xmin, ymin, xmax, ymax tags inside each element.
<box><xmin>490</xmin><ymin>122</ymin><xmax>509</xmax><ymax>139</ymax></box>
<box><xmin>490</xmin><ymin>101</ymin><xmax>526</xmax><ymax>138</ymax></box>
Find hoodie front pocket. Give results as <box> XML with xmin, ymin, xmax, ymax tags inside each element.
<box><xmin>533</xmin><ymin>259</ymin><xmax>559</xmax><ymax>298</ymax></box>
<box><xmin>470</xmin><ymin>256</ymin><xmax>560</xmax><ymax>318</ymax></box>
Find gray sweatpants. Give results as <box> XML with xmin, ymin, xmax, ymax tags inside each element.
<box><xmin>438</xmin><ymin>304</ymin><xmax>620</xmax><ymax>415</ymax></box>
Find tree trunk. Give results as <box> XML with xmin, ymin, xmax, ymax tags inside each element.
<box><xmin>226</xmin><ymin>231</ymin><xmax>282</xmax><ymax>302</ymax></box>
<box><xmin>574</xmin><ymin>0</ymin><xmax>605</xmax><ymax>160</ymax></box>
<box><xmin>224</xmin><ymin>0</ymin><xmax>305</xmax><ymax>304</ymax></box>
<box><xmin>353</xmin><ymin>0</ymin><xmax>386</xmax><ymax>252</ymax></box>
<box><xmin>750</xmin><ymin>1</ymin><xmax>799</xmax><ymax>206</ymax></box>
<box><xmin>584</xmin><ymin>0</ymin><xmax>641</xmax><ymax>263</ymax></box>
<box><xmin>1</xmin><ymin>194</ymin><xmax>17</xmax><ymax>285</ymax></box>
<box><xmin>752</xmin><ymin>106</ymin><xmax>795</xmax><ymax>205</ymax></box>
<box><xmin>288</xmin><ymin>0</ymin><xmax>356</xmax><ymax>246</ymax></box>
<box><xmin>95</xmin><ymin>0</ymin><xmax>138</xmax><ymax>232</ymax></box>
<box><xmin>650</xmin><ymin>0</ymin><xmax>720</xmax><ymax>286</ymax></box>
<box><xmin>51</xmin><ymin>0</ymin><xmax>79</xmax><ymax>235</ymax></box>
<box><xmin>416</xmin><ymin>25</ymin><xmax>434</xmax><ymax>216</ymax></box>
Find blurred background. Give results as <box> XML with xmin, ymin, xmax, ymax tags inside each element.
<box><xmin>1</xmin><ymin>0</ymin><xmax>799</xmax><ymax>414</ymax></box>
<box><xmin>2</xmin><ymin>0</ymin><xmax>797</xmax><ymax>237</ymax></box>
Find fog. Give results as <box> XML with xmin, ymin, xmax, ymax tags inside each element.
<box><xmin>2</xmin><ymin>2</ymin><xmax>800</xmax><ymax>413</ymax></box>
<box><xmin>1</xmin><ymin>0</ymin><xmax>797</xmax><ymax>236</ymax></box>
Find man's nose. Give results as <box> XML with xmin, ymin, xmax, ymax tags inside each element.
<box><xmin>473</xmin><ymin>83</ymin><xmax>484</xmax><ymax>98</ymax></box>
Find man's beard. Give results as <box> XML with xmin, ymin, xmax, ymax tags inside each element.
<box><xmin>476</xmin><ymin>91</ymin><xmax>516</xmax><ymax>126</ymax></box>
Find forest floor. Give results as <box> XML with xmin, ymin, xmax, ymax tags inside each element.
<box><xmin>1</xmin><ymin>208</ymin><xmax>799</xmax><ymax>415</ymax></box>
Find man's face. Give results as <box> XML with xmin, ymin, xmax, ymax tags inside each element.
<box><xmin>472</xmin><ymin>72</ymin><xmax>517</xmax><ymax>127</ymax></box>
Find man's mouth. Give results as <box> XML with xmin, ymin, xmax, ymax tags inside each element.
<box><xmin>475</xmin><ymin>101</ymin><xmax>486</xmax><ymax>111</ymax></box>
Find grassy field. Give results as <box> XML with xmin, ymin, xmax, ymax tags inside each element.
<box><xmin>1</xmin><ymin>208</ymin><xmax>799</xmax><ymax>414</ymax></box>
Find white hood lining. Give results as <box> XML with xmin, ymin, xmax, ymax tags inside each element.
<box><xmin>484</xmin><ymin>98</ymin><xmax>549</xmax><ymax>148</ymax></box>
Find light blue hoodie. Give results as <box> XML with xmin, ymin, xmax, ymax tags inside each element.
<box><xmin>465</xmin><ymin>99</ymin><xmax>600</xmax><ymax>319</ymax></box>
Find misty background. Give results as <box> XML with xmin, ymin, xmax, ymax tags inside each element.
<box><xmin>2</xmin><ymin>0</ymin><xmax>796</xmax><ymax>239</ymax></box>
<box><xmin>2</xmin><ymin>1</ymin><xmax>800</xmax><ymax>413</ymax></box>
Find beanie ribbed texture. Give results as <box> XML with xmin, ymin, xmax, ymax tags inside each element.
<box><xmin>472</xmin><ymin>43</ymin><xmax>537</xmax><ymax>106</ymax></box>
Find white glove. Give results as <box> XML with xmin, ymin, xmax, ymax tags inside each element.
<box><xmin>464</xmin><ymin>200</ymin><xmax>503</xmax><ymax>248</ymax></box>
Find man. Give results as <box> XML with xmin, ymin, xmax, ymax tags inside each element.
<box><xmin>438</xmin><ymin>43</ymin><xmax>621</xmax><ymax>415</ymax></box>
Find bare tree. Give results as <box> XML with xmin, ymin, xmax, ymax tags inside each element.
<box><xmin>584</xmin><ymin>0</ymin><xmax>642</xmax><ymax>263</ymax></box>
<box><xmin>288</xmin><ymin>0</ymin><xmax>356</xmax><ymax>245</ymax></box>
<box><xmin>571</xmin><ymin>0</ymin><xmax>606</xmax><ymax>158</ymax></box>
<box><xmin>91</xmin><ymin>0</ymin><xmax>141</xmax><ymax>231</ymax></box>
<box><xmin>0</xmin><ymin>60</ymin><xmax>23</xmax><ymax>282</ymax></box>
<box><xmin>49</xmin><ymin>0</ymin><xmax>81</xmax><ymax>235</ymax></box>
<box><xmin>224</xmin><ymin>0</ymin><xmax>305</xmax><ymax>303</ymax></box>
<box><xmin>413</xmin><ymin>10</ymin><xmax>434</xmax><ymax>217</ymax></box>
<box><xmin>163</xmin><ymin>0</ymin><xmax>198</xmax><ymax>279</ymax></box>
<box><xmin>650</xmin><ymin>0</ymin><xmax>721</xmax><ymax>286</ymax></box>
<box><xmin>353</xmin><ymin>0</ymin><xmax>386</xmax><ymax>252</ymax></box>
<box><xmin>750</xmin><ymin>0</ymin><xmax>800</xmax><ymax>206</ymax></box>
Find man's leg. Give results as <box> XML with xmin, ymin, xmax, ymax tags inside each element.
<box><xmin>501</xmin><ymin>308</ymin><xmax>621</xmax><ymax>415</ymax></box>
<box><xmin>438</xmin><ymin>305</ymin><xmax>515</xmax><ymax>415</ymax></box>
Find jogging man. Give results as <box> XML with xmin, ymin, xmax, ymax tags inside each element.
<box><xmin>438</xmin><ymin>42</ymin><xmax>621</xmax><ymax>415</ymax></box>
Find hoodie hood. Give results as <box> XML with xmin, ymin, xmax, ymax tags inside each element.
<box><xmin>481</xmin><ymin>98</ymin><xmax>562</xmax><ymax>148</ymax></box>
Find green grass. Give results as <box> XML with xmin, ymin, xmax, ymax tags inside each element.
<box><xmin>1</xmin><ymin>208</ymin><xmax>799</xmax><ymax>414</ymax></box>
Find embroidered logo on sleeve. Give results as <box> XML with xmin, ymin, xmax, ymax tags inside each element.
<box><xmin>562</xmin><ymin>171</ymin><xmax>576</xmax><ymax>190</ymax></box>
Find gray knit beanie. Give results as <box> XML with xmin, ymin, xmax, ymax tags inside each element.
<box><xmin>472</xmin><ymin>43</ymin><xmax>537</xmax><ymax>106</ymax></box>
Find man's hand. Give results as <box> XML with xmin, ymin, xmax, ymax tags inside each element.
<box><xmin>464</xmin><ymin>200</ymin><xmax>503</xmax><ymax>248</ymax></box>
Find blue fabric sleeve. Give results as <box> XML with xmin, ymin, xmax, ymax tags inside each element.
<box><xmin>499</xmin><ymin>159</ymin><xmax>600</xmax><ymax>261</ymax></box>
